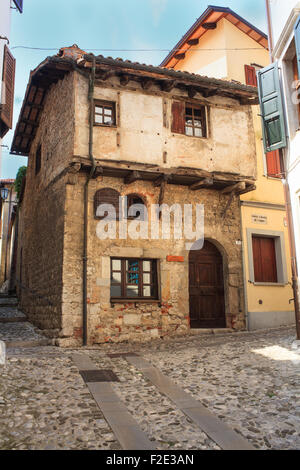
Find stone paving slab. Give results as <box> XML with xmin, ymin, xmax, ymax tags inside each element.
<box><xmin>72</xmin><ymin>353</ymin><xmax>157</xmax><ymax>450</ymax></box>
<box><xmin>126</xmin><ymin>355</ymin><xmax>254</xmax><ymax>450</ymax></box>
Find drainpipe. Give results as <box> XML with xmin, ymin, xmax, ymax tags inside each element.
<box><xmin>83</xmin><ymin>56</ymin><xmax>96</xmax><ymax>346</ymax></box>
<box><xmin>265</xmin><ymin>0</ymin><xmax>274</xmax><ymax>60</ymax></box>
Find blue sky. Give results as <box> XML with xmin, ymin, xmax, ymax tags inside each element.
<box><xmin>1</xmin><ymin>0</ymin><xmax>268</xmax><ymax>178</ymax></box>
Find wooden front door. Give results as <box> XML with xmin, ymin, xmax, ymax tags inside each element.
<box><xmin>189</xmin><ymin>241</ymin><xmax>226</xmax><ymax>328</ymax></box>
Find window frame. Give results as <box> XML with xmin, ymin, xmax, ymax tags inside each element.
<box><xmin>110</xmin><ymin>258</ymin><xmax>158</xmax><ymax>301</ymax></box>
<box><xmin>171</xmin><ymin>100</ymin><xmax>208</xmax><ymax>139</ymax></box>
<box><xmin>244</xmin><ymin>64</ymin><xmax>258</xmax><ymax>87</ymax></box>
<box><xmin>93</xmin><ymin>99</ymin><xmax>117</xmax><ymax>127</ymax></box>
<box><xmin>246</xmin><ymin>228</ymin><xmax>288</xmax><ymax>286</ymax></box>
<box><xmin>126</xmin><ymin>194</ymin><xmax>146</xmax><ymax>220</ymax></box>
<box><xmin>184</xmin><ymin>103</ymin><xmax>207</xmax><ymax>138</ymax></box>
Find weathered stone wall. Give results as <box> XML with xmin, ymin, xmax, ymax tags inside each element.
<box><xmin>58</xmin><ymin>173</ymin><xmax>245</xmax><ymax>347</ymax></box>
<box><xmin>16</xmin><ymin>73</ymin><xmax>75</xmax><ymax>333</ymax></box>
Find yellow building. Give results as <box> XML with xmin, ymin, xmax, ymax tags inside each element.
<box><xmin>161</xmin><ymin>5</ymin><xmax>294</xmax><ymax>330</ymax></box>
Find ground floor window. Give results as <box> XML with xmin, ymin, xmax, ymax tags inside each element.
<box><xmin>252</xmin><ymin>236</ymin><xmax>277</xmax><ymax>283</ymax></box>
<box><xmin>246</xmin><ymin>229</ymin><xmax>288</xmax><ymax>285</ymax></box>
<box><xmin>111</xmin><ymin>258</ymin><xmax>158</xmax><ymax>300</ymax></box>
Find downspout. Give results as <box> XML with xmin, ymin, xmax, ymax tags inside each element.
<box><xmin>265</xmin><ymin>0</ymin><xmax>274</xmax><ymax>60</ymax></box>
<box><xmin>83</xmin><ymin>56</ymin><xmax>96</xmax><ymax>346</ymax></box>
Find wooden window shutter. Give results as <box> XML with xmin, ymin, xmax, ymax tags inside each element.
<box><xmin>94</xmin><ymin>188</ymin><xmax>121</xmax><ymax>220</ymax></box>
<box><xmin>266</xmin><ymin>149</ymin><xmax>282</xmax><ymax>177</ymax></box>
<box><xmin>257</xmin><ymin>62</ymin><xmax>287</xmax><ymax>153</ymax></box>
<box><xmin>171</xmin><ymin>101</ymin><xmax>185</xmax><ymax>134</ymax></box>
<box><xmin>252</xmin><ymin>237</ymin><xmax>278</xmax><ymax>283</ymax></box>
<box><xmin>0</xmin><ymin>46</ymin><xmax>16</xmax><ymax>136</ymax></box>
<box><xmin>245</xmin><ymin>65</ymin><xmax>257</xmax><ymax>87</ymax></box>
<box><xmin>295</xmin><ymin>15</ymin><xmax>300</xmax><ymax>79</ymax></box>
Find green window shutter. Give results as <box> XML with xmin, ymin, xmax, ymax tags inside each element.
<box><xmin>295</xmin><ymin>15</ymin><xmax>300</xmax><ymax>78</ymax></box>
<box><xmin>257</xmin><ymin>62</ymin><xmax>287</xmax><ymax>153</ymax></box>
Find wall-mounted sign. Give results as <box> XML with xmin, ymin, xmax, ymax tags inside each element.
<box><xmin>251</xmin><ymin>214</ymin><xmax>268</xmax><ymax>225</ymax></box>
<box><xmin>13</xmin><ymin>0</ymin><xmax>23</xmax><ymax>13</ymax></box>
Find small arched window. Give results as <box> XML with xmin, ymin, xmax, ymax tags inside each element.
<box><xmin>94</xmin><ymin>188</ymin><xmax>121</xmax><ymax>220</ymax></box>
<box><xmin>126</xmin><ymin>194</ymin><xmax>146</xmax><ymax>220</ymax></box>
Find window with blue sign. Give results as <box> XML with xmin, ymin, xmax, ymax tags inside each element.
<box><xmin>111</xmin><ymin>258</ymin><xmax>158</xmax><ymax>300</ymax></box>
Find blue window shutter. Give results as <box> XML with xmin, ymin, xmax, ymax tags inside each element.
<box><xmin>257</xmin><ymin>62</ymin><xmax>287</xmax><ymax>153</ymax></box>
<box><xmin>295</xmin><ymin>15</ymin><xmax>300</xmax><ymax>78</ymax></box>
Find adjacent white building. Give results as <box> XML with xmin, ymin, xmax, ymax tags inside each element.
<box><xmin>0</xmin><ymin>1</ymin><xmax>22</xmax><ymax>175</ymax></box>
<box><xmin>260</xmin><ymin>0</ymin><xmax>300</xmax><ymax>336</ymax></box>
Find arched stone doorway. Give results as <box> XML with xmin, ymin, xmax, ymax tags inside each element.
<box><xmin>189</xmin><ymin>240</ymin><xmax>226</xmax><ymax>328</ymax></box>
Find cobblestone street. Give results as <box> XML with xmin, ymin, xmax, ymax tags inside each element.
<box><xmin>1</xmin><ymin>311</ymin><xmax>299</xmax><ymax>450</ymax></box>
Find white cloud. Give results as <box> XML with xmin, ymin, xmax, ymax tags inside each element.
<box><xmin>150</xmin><ymin>0</ymin><xmax>168</xmax><ymax>26</ymax></box>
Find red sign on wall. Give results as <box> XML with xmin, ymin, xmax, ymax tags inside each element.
<box><xmin>13</xmin><ymin>0</ymin><xmax>23</xmax><ymax>13</ymax></box>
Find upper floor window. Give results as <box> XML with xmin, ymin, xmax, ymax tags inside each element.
<box><xmin>245</xmin><ymin>65</ymin><xmax>258</xmax><ymax>87</ymax></box>
<box><xmin>94</xmin><ymin>100</ymin><xmax>116</xmax><ymax>127</ymax></box>
<box><xmin>171</xmin><ymin>101</ymin><xmax>207</xmax><ymax>138</ymax></box>
<box><xmin>126</xmin><ymin>194</ymin><xmax>146</xmax><ymax>220</ymax></box>
<box><xmin>94</xmin><ymin>188</ymin><xmax>121</xmax><ymax>220</ymax></box>
<box><xmin>265</xmin><ymin>149</ymin><xmax>283</xmax><ymax>178</ymax></box>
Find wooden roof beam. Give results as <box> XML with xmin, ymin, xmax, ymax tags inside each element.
<box><xmin>153</xmin><ymin>174</ymin><xmax>172</xmax><ymax>187</ymax></box>
<box><xmin>124</xmin><ymin>170</ymin><xmax>142</xmax><ymax>184</ymax></box>
<box><xmin>161</xmin><ymin>80</ymin><xmax>177</xmax><ymax>92</ymax></box>
<box><xmin>187</xmin><ymin>38</ymin><xmax>199</xmax><ymax>46</ymax></box>
<box><xmin>174</xmin><ymin>52</ymin><xmax>186</xmax><ymax>60</ymax></box>
<box><xmin>119</xmin><ymin>74</ymin><xmax>130</xmax><ymax>86</ymax></box>
<box><xmin>202</xmin><ymin>22</ymin><xmax>217</xmax><ymax>30</ymax></box>
<box><xmin>141</xmin><ymin>78</ymin><xmax>155</xmax><ymax>90</ymax></box>
<box><xmin>187</xmin><ymin>87</ymin><xmax>198</xmax><ymax>99</ymax></box>
<box><xmin>222</xmin><ymin>182</ymin><xmax>246</xmax><ymax>194</ymax></box>
<box><xmin>190</xmin><ymin>178</ymin><xmax>214</xmax><ymax>190</ymax></box>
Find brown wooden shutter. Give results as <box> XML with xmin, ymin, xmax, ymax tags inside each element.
<box><xmin>171</xmin><ymin>101</ymin><xmax>185</xmax><ymax>134</ymax></box>
<box><xmin>244</xmin><ymin>65</ymin><xmax>257</xmax><ymax>87</ymax></box>
<box><xmin>94</xmin><ymin>188</ymin><xmax>121</xmax><ymax>220</ymax></box>
<box><xmin>266</xmin><ymin>150</ymin><xmax>282</xmax><ymax>178</ymax></box>
<box><xmin>252</xmin><ymin>236</ymin><xmax>277</xmax><ymax>283</ymax></box>
<box><xmin>1</xmin><ymin>46</ymin><xmax>16</xmax><ymax>133</ymax></box>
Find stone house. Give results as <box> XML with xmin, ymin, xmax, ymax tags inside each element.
<box><xmin>10</xmin><ymin>45</ymin><xmax>258</xmax><ymax>346</ymax></box>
